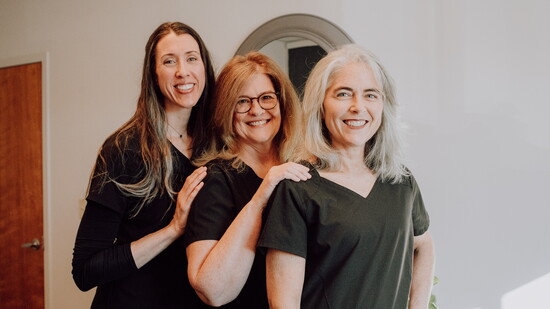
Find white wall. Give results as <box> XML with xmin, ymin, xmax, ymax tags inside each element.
<box><xmin>1</xmin><ymin>0</ymin><xmax>548</xmax><ymax>308</ymax></box>
<box><xmin>430</xmin><ymin>1</ymin><xmax>550</xmax><ymax>308</ymax></box>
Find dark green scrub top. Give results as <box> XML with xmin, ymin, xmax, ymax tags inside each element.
<box><xmin>258</xmin><ymin>167</ymin><xmax>429</xmax><ymax>309</ymax></box>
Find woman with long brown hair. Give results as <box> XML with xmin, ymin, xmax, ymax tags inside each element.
<box><xmin>72</xmin><ymin>22</ymin><xmax>215</xmax><ymax>308</ymax></box>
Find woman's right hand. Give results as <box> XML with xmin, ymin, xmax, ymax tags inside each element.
<box><xmin>131</xmin><ymin>166</ymin><xmax>207</xmax><ymax>269</ymax></box>
<box><xmin>253</xmin><ymin>162</ymin><xmax>311</xmax><ymax>209</ymax></box>
<box><xmin>170</xmin><ymin>166</ymin><xmax>207</xmax><ymax>236</ymax></box>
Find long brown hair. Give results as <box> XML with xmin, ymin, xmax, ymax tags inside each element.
<box><xmin>94</xmin><ymin>22</ymin><xmax>215</xmax><ymax>217</ymax></box>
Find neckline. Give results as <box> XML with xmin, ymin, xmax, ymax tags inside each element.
<box><xmin>236</xmin><ymin>160</ymin><xmax>265</xmax><ymax>181</ymax></box>
<box><xmin>168</xmin><ymin>140</ymin><xmax>191</xmax><ymax>161</ymax></box>
<box><xmin>317</xmin><ymin>171</ymin><xmax>379</xmax><ymax>200</ymax></box>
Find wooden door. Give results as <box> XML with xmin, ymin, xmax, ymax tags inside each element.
<box><xmin>0</xmin><ymin>62</ymin><xmax>44</xmax><ymax>308</ymax></box>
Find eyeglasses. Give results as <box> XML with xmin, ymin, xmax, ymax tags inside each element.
<box><xmin>235</xmin><ymin>92</ymin><xmax>279</xmax><ymax>114</ymax></box>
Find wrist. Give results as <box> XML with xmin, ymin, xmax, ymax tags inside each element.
<box><xmin>245</xmin><ymin>196</ymin><xmax>267</xmax><ymax>214</ymax></box>
<box><xmin>167</xmin><ymin>220</ymin><xmax>185</xmax><ymax>238</ymax></box>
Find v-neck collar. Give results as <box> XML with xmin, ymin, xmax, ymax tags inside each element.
<box><xmin>169</xmin><ymin>140</ymin><xmax>191</xmax><ymax>161</ymax></box>
<box><xmin>315</xmin><ymin>169</ymin><xmax>380</xmax><ymax>200</ymax></box>
<box><xmin>168</xmin><ymin>141</ymin><xmax>194</xmax><ymax>168</ymax></box>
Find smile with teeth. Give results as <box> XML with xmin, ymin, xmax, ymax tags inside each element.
<box><xmin>176</xmin><ymin>83</ymin><xmax>194</xmax><ymax>91</ymax></box>
<box><xmin>343</xmin><ymin>120</ymin><xmax>368</xmax><ymax>127</ymax></box>
<box><xmin>247</xmin><ymin>119</ymin><xmax>269</xmax><ymax>126</ymax></box>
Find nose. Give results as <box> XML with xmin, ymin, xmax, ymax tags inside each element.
<box><xmin>248</xmin><ymin>98</ymin><xmax>265</xmax><ymax>115</ymax></box>
<box><xmin>349</xmin><ymin>97</ymin><xmax>366</xmax><ymax>113</ymax></box>
<box><xmin>176</xmin><ymin>62</ymin><xmax>189</xmax><ymax>77</ymax></box>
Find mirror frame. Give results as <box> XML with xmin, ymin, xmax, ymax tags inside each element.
<box><xmin>235</xmin><ymin>14</ymin><xmax>354</xmax><ymax>55</ymax></box>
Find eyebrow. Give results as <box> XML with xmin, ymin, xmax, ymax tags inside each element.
<box><xmin>160</xmin><ymin>50</ymin><xmax>200</xmax><ymax>57</ymax></box>
<box><xmin>334</xmin><ymin>86</ymin><xmax>353</xmax><ymax>92</ymax></box>
<box><xmin>333</xmin><ymin>86</ymin><xmax>382</xmax><ymax>94</ymax></box>
<box><xmin>237</xmin><ymin>91</ymin><xmax>276</xmax><ymax>98</ymax></box>
<box><xmin>364</xmin><ymin>88</ymin><xmax>382</xmax><ymax>94</ymax></box>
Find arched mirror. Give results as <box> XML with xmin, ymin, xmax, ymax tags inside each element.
<box><xmin>235</xmin><ymin>14</ymin><xmax>354</xmax><ymax>96</ymax></box>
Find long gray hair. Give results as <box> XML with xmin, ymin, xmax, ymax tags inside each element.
<box><xmin>299</xmin><ymin>44</ymin><xmax>408</xmax><ymax>183</ymax></box>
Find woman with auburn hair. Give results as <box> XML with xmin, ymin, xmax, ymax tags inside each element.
<box><xmin>259</xmin><ymin>44</ymin><xmax>435</xmax><ymax>309</ymax></box>
<box><xmin>184</xmin><ymin>51</ymin><xmax>310</xmax><ymax>308</ymax></box>
<box><xmin>72</xmin><ymin>22</ymin><xmax>215</xmax><ymax>308</ymax></box>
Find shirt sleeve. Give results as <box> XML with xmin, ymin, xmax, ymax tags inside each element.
<box><xmin>410</xmin><ymin>175</ymin><xmax>430</xmax><ymax>236</ymax></box>
<box><xmin>184</xmin><ymin>165</ymin><xmax>237</xmax><ymax>246</ymax></box>
<box><xmin>86</xmin><ymin>136</ymin><xmax>141</xmax><ymax>215</ymax></box>
<box><xmin>71</xmin><ymin>200</ymin><xmax>137</xmax><ymax>291</ymax></box>
<box><xmin>258</xmin><ymin>179</ymin><xmax>309</xmax><ymax>258</ymax></box>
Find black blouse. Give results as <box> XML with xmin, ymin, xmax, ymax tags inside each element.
<box><xmin>72</xmin><ymin>132</ymin><xmax>208</xmax><ymax>309</ymax></box>
<box><xmin>184</xmin><ymin>159</ymin><xmax>268</xmax><ymax>309</ymax></box>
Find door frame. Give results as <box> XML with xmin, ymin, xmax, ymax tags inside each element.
<box><xmin>0</xmin><ymin>53</ymin><xmax>51</xmax><ymax>309</ymax></box>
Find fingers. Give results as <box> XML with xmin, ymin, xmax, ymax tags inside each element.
<box><xmin>171</xmin><ymin>167</ymin><xmax>207</xmax><ymax>232</ymax></box>
<box><xmin>175</xmin><ymin>166</ymin><xmax>205</xmax><ymax>207</ymax></box>
<box><xmin>294</xmin><ymin>167</ymin><xmax>312</xmax><ymax>181</ymax></box>
<box><xmin>177</xmin><ymin>167</ymin><xmax>206</xmax><ymax>206</ymax></box>
<box><xmin>188</xmin><ymin>166</ymin><xmax>207</xmax><ymax>183</ymax></box>
<box><xmin>283</xmin><ymin>163</ymin><xmax>311</xmax><ymax>182</ymax></box>
<box><xmin>181</xmin><ymin>180</ymin><xmax>204</xmax><ymax>207</ymax></box>
<box><xmin>173</xmin><ymin>181</ymin><xmax>203</xmax><ymax>228</ymax></box>
<box><xmin>180</xmin><ymin>166</ymin><xmax>207</xmax><ymax>194</ymax></box>
<box><xmin>265</xmin><ymin>163</ymin><xmax>311</xmax><ymax>184</ymax></box>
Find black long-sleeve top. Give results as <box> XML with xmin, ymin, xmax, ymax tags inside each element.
<box><xmin>72</xmin><ymin>132</ymin><xmax>207</xmax><ymax>309</ymax></box>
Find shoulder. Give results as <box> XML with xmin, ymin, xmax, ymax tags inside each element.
<box><xmin>99</xmin><ymin>129</ymin><xmax>140</xmax><ymax>162</ymax></box>
<box><xmin>299</xmin><ymin>160</ymin><xmax>316</xmax><ymax>170</ymax></box>
<box><xmin>95</xmin><ymin>129</ymin><xmax>143</xmax><ymax>180</ymax></box>
<box><xmin>277</xmin><ymin>164</ymin><xmax>322</xmax><ymax>198</ymax></box>
<box><xmin>204</xmin><ymin>158</ymin><xmax>236</xmax><ymax>176</ymax></box>
<box><xmin>378</xmin><ymin>165</ymin><xmax>418</xmax><ymax>189</ymax></box>
<box><xmin>199</xmin><ymin>159</ymin><xmax>241</xmax><ymax>187</ymax></box>
<box><xmin>401</xmin><ymin>167</ymin><xmax>421</xmax><ymax>192</ymax></box>
<box><xmin>205</xmin><ymin>158</ymin><xmax>259</xmax><ymax>178</ymax></box>
<box><xmin>378</xmin><ymin>167</ymin><xmax>426</xmax><ymax>208</ymax></box>
<box><xmin>205</xmin><ymin>158</ymin><xmax>232</xmax><ymax>169</ymax></box>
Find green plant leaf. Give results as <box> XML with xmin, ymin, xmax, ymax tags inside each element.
<box><xmin>429</xmin><ymin>294</ymin><xmax>438</xmax><ymax>309</ymax></box>
<box><xmin>429</xmin><ymin>276</ymin><xmax>439</xmax><ymax>308</ymax></box>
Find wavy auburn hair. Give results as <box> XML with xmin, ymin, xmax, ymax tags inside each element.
<box><xmin>195</xmin><ymin>52</ymin><xmax>302</xmax><ymax>170</ymax></box>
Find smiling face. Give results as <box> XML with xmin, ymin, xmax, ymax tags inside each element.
<box><xmin>155</xmin><ymin>32</ymin><xmax>206</xmax><ymax>111</ymax></box>
<box><xmin>233</xmin><ymin>73</ymin><xmax>281</xmax><ymax>150</ymax></box>
<box><xmin>323</xmin><ymin>62</ymin><xmax>383</xmax><ymax>152</ymax></box>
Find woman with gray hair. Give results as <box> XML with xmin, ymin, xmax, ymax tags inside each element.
<box><xmin>259</xmin><ymin>44</ymin><xmax>435</xmax><ymax>309</ymax></box>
